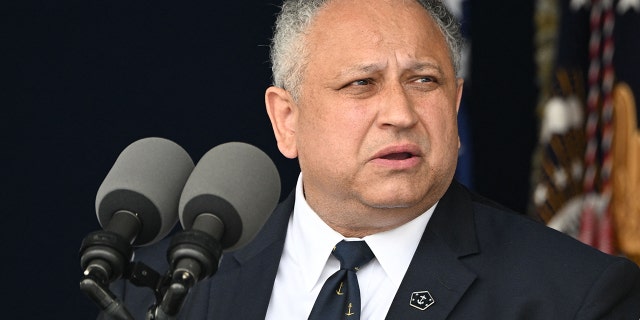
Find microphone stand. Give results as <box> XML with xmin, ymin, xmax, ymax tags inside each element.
<box><xmin>80</xmin><ymin>212</ymin><xmax>224</xmax><ymax>320</ymax></box>
<box><xmin>147</xmin><ymin>214</ymin><xmax>224</xmax><ymax>320</ymax></box>
<box><xmin>80</xmin><ymin>269</ymin><xmax>133</xmax><ymax>320</ymax></box>
<box><xmin>79</xmin><ymin>211</ymin><xmax>140</xmax><ymax>320</ymax></box>
<box><xmin>80</xmin><ymin>211</ymin><xmax>165</xmax><ymax>320</ymax></box>
<box><xmin>80</xmin><ymin>250</ymin><xmax>169</xmax><ymax>320</ymax></box>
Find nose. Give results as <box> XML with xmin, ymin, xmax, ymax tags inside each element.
<box><xmin>376</xmin><ymin>83</ymin><xmax>419</xmax><ymax>129</ymax></box>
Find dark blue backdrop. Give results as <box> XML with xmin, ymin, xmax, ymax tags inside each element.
<box><xmin>6</xmin><ymin>1</ymin><xmax>535</xmax><ymax>318</ymax></box>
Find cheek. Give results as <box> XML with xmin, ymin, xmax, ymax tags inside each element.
<box><xmin>295</xmin><ymin>102</ymin><xmax>343</xmax><ymax>162</ymax></box>
<box><xmin>300</xmin><ymin>95</ymin><xmax>369</xmax><ymax>140</ymax></box>
<box><xmin>299</xmin><ymin>105</ymin><xmax>372</xmax><ymax>177</ymax></box>
<box><xmin>418</xmin><ymin>103</ymin><xmax>459</xmax><ymax>153</ymax></box>
<box><xmin>442</xmin><ymin>114</ymin><xmax>461</xmax><ymax>162</ymax></box>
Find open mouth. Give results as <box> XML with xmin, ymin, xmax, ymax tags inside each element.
<box><xmin>380</xmin><ymin>152</ymin><xmax>414</xmax><ymax>160</ymax></box>
<box><xmin>371</xmin><ymin>144</ymin><xmax>422</xmax><ymax>168</ymax></box>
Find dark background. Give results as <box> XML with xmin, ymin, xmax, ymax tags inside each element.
<box><xmin>6</xmin><ymin>1</ymin><xmax>536</xmax><ymax>318</ymax></box>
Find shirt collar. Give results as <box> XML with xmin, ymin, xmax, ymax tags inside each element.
<box><xmin>290</xmin><ymin>175</ymin><xmax>344</xmax><ymax>292</ymax></box>
<box><xmin>363</xmin><ymin>204</ymin><xmax>435</xmax><ymax>286</ymax></box>
<box><xmin>289</xmin><ymin>174</ymin><xmax>436</xmax><ymax>291</ymax></box>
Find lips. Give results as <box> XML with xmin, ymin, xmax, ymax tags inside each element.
<box><xmin>373</xmin><ymin>144</ymin><xmax>421</xmax><ymax>159</ymax></box>
<box><xmin>380</xmin><ymin>152</ymin><xmax>414</xmax><ymax>160</ymax></box>
<box><xmin>370</xmin><ymin>144</ymin><xmax>422</xmax><ymax>169</ymax></box>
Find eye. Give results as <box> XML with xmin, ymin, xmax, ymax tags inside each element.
<box><xmin>409</xmin><ymin>76</ymin><xmax>439</xmax><ymax>92</ymax></box>
<box><xmin>351</xmin><ymin>79</ymin><xmax>373</xmax><ymax>86</ymax></box>
<box><xmin>339</xmin><ymin>78</ymin><xmax>378</xmax><ymax>98</ymax></box>
<box><xmin>414</xmin><ymin>76</ymin><xmax>436</xmax><ymax>83</ymax></box>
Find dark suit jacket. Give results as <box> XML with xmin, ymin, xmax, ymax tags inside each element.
<box><xmin>101</xmin><ymin>181</ymin><xmax>640</xmax><ymax>319</ymax></box>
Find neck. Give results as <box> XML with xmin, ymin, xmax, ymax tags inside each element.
<box><xmin>312</xmin><ymin>202</ymin><xmax>431</xmax><ymax>238</ymax></box>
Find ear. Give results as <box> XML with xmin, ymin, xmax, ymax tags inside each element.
<box><xmin>455</xmin><ymin>78</ymin><xmax>464</xmax><ymax>150</ymax></box>
<box><xmin>265</xmin><ymin>86</ymin><xmax>298</xmax><ymax>159</ymax></box>
<box><xmin>455</xmin><ymin>78</ymin><xmax>464</xmax><ymax>114</ymax></box>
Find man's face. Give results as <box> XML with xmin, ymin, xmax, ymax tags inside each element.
<box><xmin>268</xmin><ymin>0</ymin><xmax>463</xmax><ymax>231</ymax></box>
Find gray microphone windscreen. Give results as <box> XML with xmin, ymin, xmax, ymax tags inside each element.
<box><xmin>179</xmin><ymin>142</ymin><xmax>281</xmax><ymax>251</ymax></box>
<box><xmin>95</xmin><ymin>137</ymin><xmax>194</xmax><ymax>246</ymax></box>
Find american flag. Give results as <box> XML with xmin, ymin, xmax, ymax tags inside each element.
<box><xmin>530</xmin><ymin>0</ymin><xmax>640</xmax><ymax>265</ymax></box>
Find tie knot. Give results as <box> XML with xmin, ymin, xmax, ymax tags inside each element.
<box><xmin>332</xmin><ymin>240</ymin><xmax>374</xmax><ymax>271</ymax></box>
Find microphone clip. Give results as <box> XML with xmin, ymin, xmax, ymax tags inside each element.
<box><xmin>79</xmin><ymin>229</ymin><xmax>135</xmax><ymax>320</ymax></box>
<box><xmin>147</xmin><ymin>227</ymin><xmax>223</xmax><ymax>320</ymax></box>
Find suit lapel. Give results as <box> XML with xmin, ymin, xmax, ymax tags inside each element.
<box><xmin>206</xmin><ymin>192</ymin><xmax>295</xmax><ymax>320</ymax></box>
<box><xmin>386</xmin><ymin>181</ymin><xmax>479</xmax><ymax>320</ymax></box>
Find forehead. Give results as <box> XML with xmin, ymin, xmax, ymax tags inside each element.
<box><xmin>304</xmin><ymin>0</ymin><xmax>452</xmax><ymax>76</ymax></box>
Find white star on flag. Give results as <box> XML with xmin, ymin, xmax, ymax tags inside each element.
<box><xmin>617</xmin><ymin>0</ymin><xmax>640</xmax><ymax>13</ymax></box>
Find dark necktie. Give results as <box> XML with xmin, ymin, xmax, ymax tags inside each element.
<box><xmin>308</xmin><ymin>240</ymin><xmax>375</xmax><ymax>320</ymax></box>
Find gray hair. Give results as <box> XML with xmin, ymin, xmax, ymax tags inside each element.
<box><xmin>269</xmin><ymin>0</ymin><xmax>464</xmax><ymax>100</ymax></box>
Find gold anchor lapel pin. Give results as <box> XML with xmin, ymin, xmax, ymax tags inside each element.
<box><xmin>409</xmin><ymin>291</ymin><xmax>435</xmax><ymax>311</ymax></box>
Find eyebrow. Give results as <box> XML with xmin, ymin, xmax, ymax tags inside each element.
<box><xmin>410</xmin><ymin>62</ymin><xmax>443</xmax><ymax>74</ymax></box>
<box><xmin>334</xmin><ymin>63</ymin><xmax>384</xmax><ymax>80</ymax></box>
<box><xmin>334</xmin><ymin>61</ymin><xmax>444</xmax><ymax>80</ymax></box>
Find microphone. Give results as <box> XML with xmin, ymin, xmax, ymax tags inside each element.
<box><xmin>179</xmin><ymin>141</ymin><xmax>281</xmax><ymax>251</ymax></box>
<box><xmin>152</xmin><ymin>142</ymin><xmax>280</xmax><ymax>319</ymax></box>
<box><xmin>95</xmin><ymin>137</ymin><xmax>194</xmax><ymax>247</ymax></box>
<box><xmin>79</xmin><ymin>137</ymin><xmax>194</xmax><ymax>319</ymax></box>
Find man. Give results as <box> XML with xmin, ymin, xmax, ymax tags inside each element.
<box><xmin>101</xmin><ymin>0</ymin><xmax>640</xmax><ymax>319</ymax></box>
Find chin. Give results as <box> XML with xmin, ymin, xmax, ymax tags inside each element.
<box><xmin>364</xmin><ymin>180</ymin><xmax>444</xmax><ymax>210</ymax></box>
<box><xmin>362</xmin><ymin>192</ymin><xmax>425</xmax><ymax>210</ymax></box>
<box><xmin>354</xmin><ymin>173</ymin><xmax>442</xmax><ymax>210</ymax></box>
<box><xmin>370</xmin><ymin>203</ymin><xmax>413</xmax><ymax>209</ymax></box>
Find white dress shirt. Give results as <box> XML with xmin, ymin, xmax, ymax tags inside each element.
<box><xmin>265</xmin><ymin>174</ymin><xmax>436</xmax><ymax>319</ymax></box>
